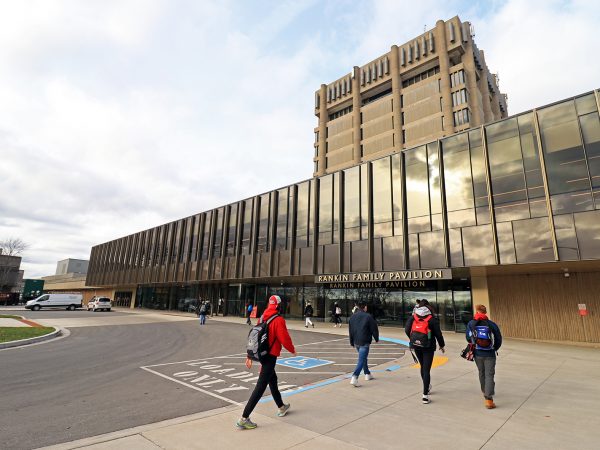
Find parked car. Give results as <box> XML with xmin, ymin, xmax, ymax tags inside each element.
<box><xmin>25</xmin><ymin>294</ymin><xmax>83</xmax><ymax>311</ymax></box>
<box><xmin>87</xmin><ymin>296</ymin><xmax>112</xmax><ymax>312</ymax></box>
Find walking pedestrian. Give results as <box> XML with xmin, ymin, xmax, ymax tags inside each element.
<box><xmin>348</xmin><ymin>300</ymin><xmax>379</xmax><ymax>387</ymax></box>
<box><xmin>466</xmin><ymin>304</ymin><xmax>502</xmax><ymax>409</ymax></box>
<box><xmin>246</xmin><ymin>303</ymin><xmax>253</xmax><ymax>325</ymax></box>
<box><xmin>332</xmin><ymin>302</ymin><xmax>342</xmax><ymax>327</ymax></box>
<box><xmin>218</xmin><ymin>297</ymin><xmax>224</xmax><ymax>316</ymax></box>
<box><xmin>405</xmin><ymin>299</ymin><xmax>445</xmax><ymax>404</ymax></box>
<box><xmin>304</xmin><ymin>302</ymin><xmax>314</xmax><ymax>328</ymax></box>
<box><xmin>198</xmin><ymin>301</ymin><xmax>207</xmax><ymax>325</ymax></box>
<box><xmin>236</xmin><ymin>295</ymin><xmax>297</xmax><ymax>430</ymax></box>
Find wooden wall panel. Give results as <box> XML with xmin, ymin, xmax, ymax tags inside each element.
<box><xmin>488</xmin><ymin>273</ymin><xmax>599</xmax><ymax>343</ymax></box>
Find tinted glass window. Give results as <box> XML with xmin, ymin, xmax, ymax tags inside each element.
<box><xmin>405</xmin><ymin>146</ymin><xmax>430</xmax><ymax>233</ymax></box>
<box><xmin>462</xmin><ymin>225</ymin><xmax>495</xmax><ymax>266</ymax></box>
<box><xmin>241</xmin><ymin>199</ymin><xmax>253</xmax><ymax>254</ymax></box>
<box><xmin>344</xmin><ymin>167</ymin><xmax>361</xmax><ymax>242</ymax></box>
<box><xmin>391</xmin><ymin>154</ymin><xmax>403</xmax><ymax>236</ymax></box>
<box><xmin>538</xmin><ymin>101</ymin><xmax>592</xmax><ymax>214</ymax></box>
<box><xmin>256</xmin><ymin>194</ymin><xmax>271</xmax><ymax>253</ymax></box>
<box><xmin>295</xmin><ymin>181</ymin><xmax>313</xmax><ymax>248</ymax></box>
<box><xmin>574</xmin><ymin>210</ymin><xmax>600</xmax><ymax>259</ymax></box>
<box><xmin>372</xmin><ymin>157</ymin><xmax>393</xmax><ymax>238</ymax></box>
<box><xmin>553</xmin><ymin>214</ymin><xmax>579</xmax><ymax>260</ymax></box>
<box><xmin>227</xmin><ymin>204</ymin><xmax>238</xmax><ymax>256</ymax></box>
<box><xmin>418</xmin><ymin>231</ymin><xmax>446</xmax><ymax>268</ymax></box>
<box><xmin>512</xmin><ymin>218</ymin><xmax>554</xmax><ymax>263</ymax></box>
<box><xmin>496</xmin><ymin>222</ymin><xmax>516</xmax><ymax>264</ymax></box>
<box><xmin>486</xmin><ymin>118</ymin><xmax>528</xmax><ymax>222</ymax></box>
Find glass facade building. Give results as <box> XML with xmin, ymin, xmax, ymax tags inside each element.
<box><xmin>87</xmin><ymin>90</ymin><xmax>600</xmax><ymax>337</ymax></box>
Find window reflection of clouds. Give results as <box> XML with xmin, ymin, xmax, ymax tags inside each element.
<box><xmin>512</xmin><ymin>218</ymin><xmax>554</xmax><ymax>263</ymax></box>
<box><xmin>405</xmin><ymin>146</ymin><xmax>430</xmax><ymax>220</ymax></box>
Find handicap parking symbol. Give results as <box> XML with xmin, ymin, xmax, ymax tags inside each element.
<box><xmin>277</xmin><ymin>356</ymin><xmax>334</xmax><ymax>370</ymax></box>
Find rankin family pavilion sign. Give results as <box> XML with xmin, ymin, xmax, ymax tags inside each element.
<box><xmin>315</xmin><ymin>269</ymin><xmax>452</xmax><ymax>289</ymax></box>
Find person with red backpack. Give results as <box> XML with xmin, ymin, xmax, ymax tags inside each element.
<box><xmin>466</xmin><ymin>304</ymin><xmax>502</xmax><ymax>409</ymax></box>
<box><xmin>405</xmin><ymin>299</ymin><xmax>445</xmax><ymax>404</ymax></box>
<box><xmin>236</xmin><ymin>295</ymin><xmax>297</xmax><ymax>430</ymax></box>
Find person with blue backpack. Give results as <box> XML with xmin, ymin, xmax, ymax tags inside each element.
<box><xmin>466</xmin><ymin>304</ymin><xmax>502</xmax><ymax>409</ymax></box>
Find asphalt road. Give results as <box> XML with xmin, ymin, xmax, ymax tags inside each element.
<box><xmin>0</xmin><ymin>311</ymin><xmax>405</xmax><ymax>449</ymax></box>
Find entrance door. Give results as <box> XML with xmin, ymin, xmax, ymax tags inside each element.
<box><xmin>402</xmin><ymin>290</ymin><xmax>437</xmax><ymax>325</ymax></box>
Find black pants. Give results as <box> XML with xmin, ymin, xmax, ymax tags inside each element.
<box><xmin>242</xmin><ymin>354</ymin><xmax>284</xmax><ymax>418</ymax></box>
<box><xmin>414</xmin><ymin>347</ymin><xmax>435</xmax><ymax>395</ymax></box>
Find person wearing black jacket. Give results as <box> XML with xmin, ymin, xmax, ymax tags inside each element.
<box><xmin>405</xmin><ymin>299</ymin><xmax>445</xmax><ymax>404</ymax></box>
<box><xmin>348</xmin><ymin>300</ymin><xmax>379</xmax><ymax>387</ymax></box>
<box><xmin>304</xmin><ymin>302</ymin><xmax>314</xmax><ymax>328</ymax></box>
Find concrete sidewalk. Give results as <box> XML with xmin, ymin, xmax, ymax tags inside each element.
<box><xmin>42</xmin><ymin>314</ymin><xmax>600</xmax><ymax>450</ymax></box>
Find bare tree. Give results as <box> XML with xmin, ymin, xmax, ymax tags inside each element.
<box><xmin>0</xmin><ymin>238</ymin><xmax>28</xmax><ymax>293</ymax></box>
<box><xmin>0</xmin><ymin>237</ymin><xmax>29</xmax><ymax>256</ymax></box>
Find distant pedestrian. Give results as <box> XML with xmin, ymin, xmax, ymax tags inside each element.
<box><xmin>466</xmin><ymin>304</ymin><xmax>502</xmax><ymax>409</ymax></box>
<box><xmin>405</xmin><ymin>299</ymin><xmax>445</xmax><ymax>404</ymax></box>
<box><xmin>218</xmin><ymin>297</ymin><xmax>224</xmax><ymax>316</ymax></box>
<box><xmin>198</xmin><ymin>301</ymin><xmax>207</xmax><ymax>325</ymax></box>
<box><xmin>246</xmin><ymin>303</ymin><xmax>253</xmax><ymax>325</ymax></box>
<box><xmin>236</xmin><ymin>295</ymin><xmax>297</xmax><ymax>430</ymax></box>
<box><xmin>351</xmin><ymin>303</ymin><xmax>359</xmax><ymax>314</ymax></box>
<box><xmin>348</xmin><ymin>300</ymin><xmax>379</xmax><ymax>387</ymax></box>
<box><xmin>331</xmin><ymin>302</ymin><xmax>342</xmax><ymax>327</ymax></box>
<box><xmin>304</xmin><ymin>302</ymin><xmax>314</xmax><ymax>328</ymax></box>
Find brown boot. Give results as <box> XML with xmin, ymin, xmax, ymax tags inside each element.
<box><xmin>485</xmin><ymin>399</ymin><xmax>496</xmax><ymax>409</ymax></box>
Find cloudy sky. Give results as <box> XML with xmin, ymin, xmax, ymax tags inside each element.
<box><xmin>1</xmin><ymin>0</ymin><xmax>598</xmax><ymax>278</ymax></box>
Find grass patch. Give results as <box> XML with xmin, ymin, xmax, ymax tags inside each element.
<box><xmin>0</xmin><ymin>314</ymin><xmax>21</xmax><ymax>319</ymax></box>
<box><xmin>0</xmin><ymin>327</ymin><xmax>56</xmax><ymax>343</ymax></box>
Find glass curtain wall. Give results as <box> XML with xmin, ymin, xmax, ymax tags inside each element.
<box><xmin>538</xmin><ymin>94</ymin><xmax>600</xmax><ymax>260</ymax></box>
<box><xmin>318</xmin><ymin>174</ymin><xmax>339</xmax><ymax>274</ymax></box>
<box><xmin>295</xmin><ymin>180</ymin><xmax>314</xmax><ymax>275</ymax></box>
<box><xmin>486</xmin><ymin>114</ymin><xmax>554</xmax><ymax>263</ymax></box>
<box><xmin>441</xmin><ymin>131</ymin><xmax>495</xmax><ymax>266</ymax></box>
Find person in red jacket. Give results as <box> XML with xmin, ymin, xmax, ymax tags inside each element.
<box><xmin>236</xmin><ymin>295</ymin><xmax>297</xmax><ymax>430</ymax></box>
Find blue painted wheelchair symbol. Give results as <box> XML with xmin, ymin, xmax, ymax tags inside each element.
<box><xmin>277</xmin><ymin>356</ymin><xmax>334</xmax><ymax>370</ymax></box>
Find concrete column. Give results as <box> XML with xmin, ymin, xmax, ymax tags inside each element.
<box><xmin>435</xmin><ymin>20</ymin><xmax>455</xmax><ymax>135</ymax></box>
<box><xmin>352</xmin><ymin>66</ymin><xmax>362</xmax><ymax>165</ymax></box>
<box><xmin>390</xmin><ymin>46</ymin><xmax>403</xmax><ymax>152</ymax></box>
<box><xmin>478</xmin><ymin>50</ymin><xmax>494</xmax><ymax>124</ymax></box>
<box><xmin>317</xmin><ymin>84</ymin><xmax>327</xmax><ymax>176</ymax></box>
<box><xmin>462</xmin><ymin>29</ymin><xmax>483</xmax><ymax>127</ymax></box>
<box><xmin>470</xmin><ymin>268</ymin><xmax>492</xmax><ymax>318</ymax></box>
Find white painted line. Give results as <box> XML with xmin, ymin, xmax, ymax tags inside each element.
<box><xmin>139</xmin><ymin>367</ymin><xmax>242</xmax><ymax>406</ymax></box>
<box><xmin>274</xmin><ymin>371</ymin><xmax>346</xmax><ymax>375</ymax></box>
<box><xmin>143</xmin><ymin>353</ymin><xmax>245</xmax><ymax>368</ymax></box>
<box><xmin>295</xmin><ymin>338</ymin><xmax>347</xmax><ymax>346</ymax></box>
<box><xmin>294</xmin><ymin>352</ymin><xmax>405</xmax><ymax>355</ymax></box>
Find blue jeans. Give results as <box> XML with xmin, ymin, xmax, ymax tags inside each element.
<box><xmin>199</xmin><ymin>314</ymin><xmax>206</xmax><ymax>325</ymax></box>
<box><xmin>352</xmin><ymin>345</ymin><xmax>371</xmax><ymax>377</ymax></box>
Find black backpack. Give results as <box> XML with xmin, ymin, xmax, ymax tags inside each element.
<box><xmin>246</xmin><ymin>314</ymin><xmax>279</xmax><ymax>362</ymax></box>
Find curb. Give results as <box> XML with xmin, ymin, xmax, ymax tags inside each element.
<box><xmin>39</xmin><ymin>404</ymin><xmax>239</xmax><ymax>450</ymax></box>
<box><xmin>0</xmin><ymin>326</ymin><xmax>62</xmax><ymax>349</ymax></box>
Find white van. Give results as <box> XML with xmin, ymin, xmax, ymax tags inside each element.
<box><xmin>25</xmin><ymin>294</ymin><xmax>83</xmax><ymax>311</ymax></box>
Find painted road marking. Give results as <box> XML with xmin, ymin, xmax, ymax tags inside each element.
<box><xmin>411</xmin><ymin>355</ymin><xmax>449</xmax><ymax>369</ymax></box>
<box><xmin>141</xmin><ymin>337</ymin><xmax>408</xmax><ymax>405</ymax></box>
<box><xmin>277</xmin><ymin>356</ymin><xmax>334</xmax><ymax>370</ymax></box>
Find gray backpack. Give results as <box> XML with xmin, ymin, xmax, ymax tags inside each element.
<box><xmin>246</xmin><ymin>314</ymin><xmax>279</xmax><ymax>362</ymax></box>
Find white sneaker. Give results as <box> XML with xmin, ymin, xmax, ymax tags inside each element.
<box><xmin>350</xmin><ymin>375</ymin><xmax>360</xmax><ymax>387</ymax></box>
<box><xmin>365</xmin><ymin>374</ymin><xmax>374</xmax><ymax>381</ymax></box>
<box><xmin>422</xmin><ymin>395</ymin><xmax>430</xmax><ymax>404</ymax></box>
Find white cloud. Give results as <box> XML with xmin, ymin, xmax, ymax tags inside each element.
<box><xmin>0</xmin><ymin>0</ymin><xmax>598</xmax><ymax>278</ymax></box>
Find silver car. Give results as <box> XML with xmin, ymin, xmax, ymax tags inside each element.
<box><xmin>87</xmin><ymin>296</ymin><xmax>112</xmax><ymax>312</ymax></box>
